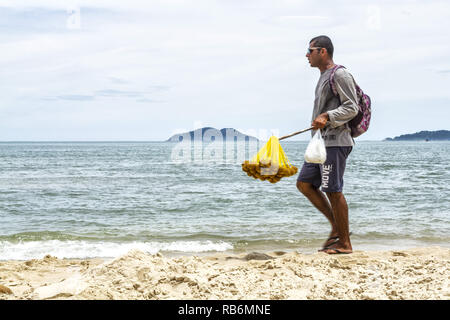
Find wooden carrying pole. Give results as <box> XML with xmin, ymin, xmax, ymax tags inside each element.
<box><xmin>278</xmin><ymin>127</ymin><xmax>314</xmax><ymax>141</ymax></box>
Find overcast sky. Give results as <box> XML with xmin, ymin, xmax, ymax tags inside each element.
<box><xmin>0</xmin><ymin>0</ymin><xmax>449</xmax><ymax>141</ymax></box>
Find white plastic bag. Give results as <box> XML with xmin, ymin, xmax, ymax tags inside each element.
<box><xmin>304</xmin><ymin>130</ymin><xmax>327</xmax><ymax>164</ymax></box>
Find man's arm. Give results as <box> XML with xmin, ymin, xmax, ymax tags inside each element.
<box><xmin>312</xmin><ymin>70</ymin><xmax>359</xmax><ymax>130</ymax></box>
<box><xmin>326</xmin><ymin>70</ymin><xmax>359</xmax><ymax>128</ymax></box>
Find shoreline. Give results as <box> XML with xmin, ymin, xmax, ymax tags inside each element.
<box><xmin>1</xmin><ymin>237</ymin><xmax>448</xmax><ymax>262</ymax></box>
<box><xmin>1</xmin><ymin>246</ymin><xmax>449</xmax><ymax>300</ymax></box>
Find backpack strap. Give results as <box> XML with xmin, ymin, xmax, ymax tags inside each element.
<box><xmin>329</xmin><ymin>64</ymin><xmax>345</xmax><ymax>97</ymax></box>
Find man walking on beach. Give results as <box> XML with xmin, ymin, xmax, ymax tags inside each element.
<box><xmin>297</xmin><ymin>35</ymin><xmax>358</xmax><ymax>254</ymax></box>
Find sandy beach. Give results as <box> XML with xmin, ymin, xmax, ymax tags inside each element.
<box><xmin>0</xmin><ymin>246</ymin><xmax>448</xmax><ymax>300</ymax></box>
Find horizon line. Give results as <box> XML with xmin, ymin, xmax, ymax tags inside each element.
<box><xmin>0</xmin><ymin>140</ymin><xmax>385</xmax><ymax>143</ymax></box>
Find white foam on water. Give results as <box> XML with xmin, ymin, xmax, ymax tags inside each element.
<box><xmin>0</xmin><ymin>240</ymin><xmax>234</xmax><ymax>260</ymax></box>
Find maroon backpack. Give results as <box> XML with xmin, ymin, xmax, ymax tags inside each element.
<box><xmin>329</xmin><ymin>65</ymin><xmax>371</xmax><ymax>138</ymax></box>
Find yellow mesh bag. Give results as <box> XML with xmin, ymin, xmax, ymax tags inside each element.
<box><xmin>241</xmin><ymin>136</ymin><xmax>298</xmax><ymax>183</ymax></box>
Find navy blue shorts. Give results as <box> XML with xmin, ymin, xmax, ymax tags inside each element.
<box><xmin>297</xmin><ymin>146</ymin><xmax>352</xmax><ymax>193</ymax></box>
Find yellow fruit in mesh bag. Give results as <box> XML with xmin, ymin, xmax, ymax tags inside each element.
<box><xmin>281</xmin><ymin>167</ymin><xmax>290</xmax><ymax>176</ymax></box>
<box><xmin>242</xmin><ymin>135</ymin><xmax>298</xmax><ymax>182</ymax></box>
<box><xmin>260</xmin><ymin>164</ymin><xmax>277</xmax><ymax>173</ymax></box>
<box><xmin>269</xmin><ymin>168</ymin><xmax>279</xmax><ymax>176</ymax></box>
<box><xmin>290</xmin><ymin>166</ymin><xmax>298</xmax><ymax>175</ymax></box>
<box><xmin>269</xmin><ymin>176</ymin><xmax>281</xmax><ymax>183</ymax></box>
<box><xmin>259</xmin><ymin>160</ymin><xmax>271</xmax><ymax>168</ymax></box>
<box><xmin>281</xmin><ymin>167</ymin><xmax>292</xmax><ymax>176</ymax></box>
<box><xmin>278</xmin><ymin>167</ymin><xmax>289</xmax><ymax>176</ymax></box>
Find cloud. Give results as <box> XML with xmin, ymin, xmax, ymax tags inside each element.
<box><xmin>43</xmin><ymin>88</ymin><xmax>167</xmax><ymax>102</ymax></box>
<box><xmin>109</xmin><ymin>77</ymin><xmax>129</xmax><ymax>84</ymax></box>
<box><xmin>95</xmin><ymin>89</ymin><xmax>142</xmax><ymax>98</ymax></box>
<box><xmin>135</xmin><ymin>98</ymin><xmax>165</xmax><ymax>103</ymax></box>
<box><xmin>148</xmin><ymin>85</ymin><xmax>171</xmax><ymax>91</ymax></box>
<box><xmin>56</xmin><ymin>94</ymin><xmax>95</xmax><ymax>101</ymax></box>
<box><xmin>0</xmin><ymin>1</ymin><xmax>449</xmax><ymax>141</ymax></box>
<box><xmin>0</xmin><ymin>7</ymin><xmax>66</xmax><ymax>34</ymax></box>
<box><xmin>261</xmin><ymin>15</ymin><xmax>334</xmax><ymax>28</ymax></box>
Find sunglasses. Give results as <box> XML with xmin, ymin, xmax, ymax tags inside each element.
<box><xmin>307</xmin><ymin>47</ymin><xmax>322</xmax><ymax>54</ymax></box>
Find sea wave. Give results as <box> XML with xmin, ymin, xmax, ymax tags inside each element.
<box><xmin>0</xmin><ymin>240</ymin><xmax>234</xmax><ymax>260</ymax></box>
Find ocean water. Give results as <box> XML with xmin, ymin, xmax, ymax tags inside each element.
<box><xmin>0</xmin><ymin>141</ymin><xmax>449</xmax><ymax>260</ymax></box>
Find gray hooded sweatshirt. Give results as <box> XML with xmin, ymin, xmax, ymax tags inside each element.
<box><xmin>311</xmin><ymin>66</ymin><xmax>359</xmax><ymax>147</ymax></box>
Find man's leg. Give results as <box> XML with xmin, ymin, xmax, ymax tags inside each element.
<box><xmin>325</xmin><ymin>192</ymin><xmax>352</xmax><ymax>253</ymax></box>
<box><xmin>319</xmin><ymin>146</ymin><xmax>353</xmax><ymax>254</ymax></box>
<box><xmin>296</xmin><ymin>181</ymin><xmax>338</xmax><ymax>244</ymax></box>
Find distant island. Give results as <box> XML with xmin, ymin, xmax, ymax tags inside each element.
<box><xmin>167</xmin><ymin>127</ymin><xmax>259</xmax><ymax>142</ymax></box>
<box><xmin>384</xmin><ymin>130</ymin><xmax>450</xmax><ymax>141</ymax></box>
